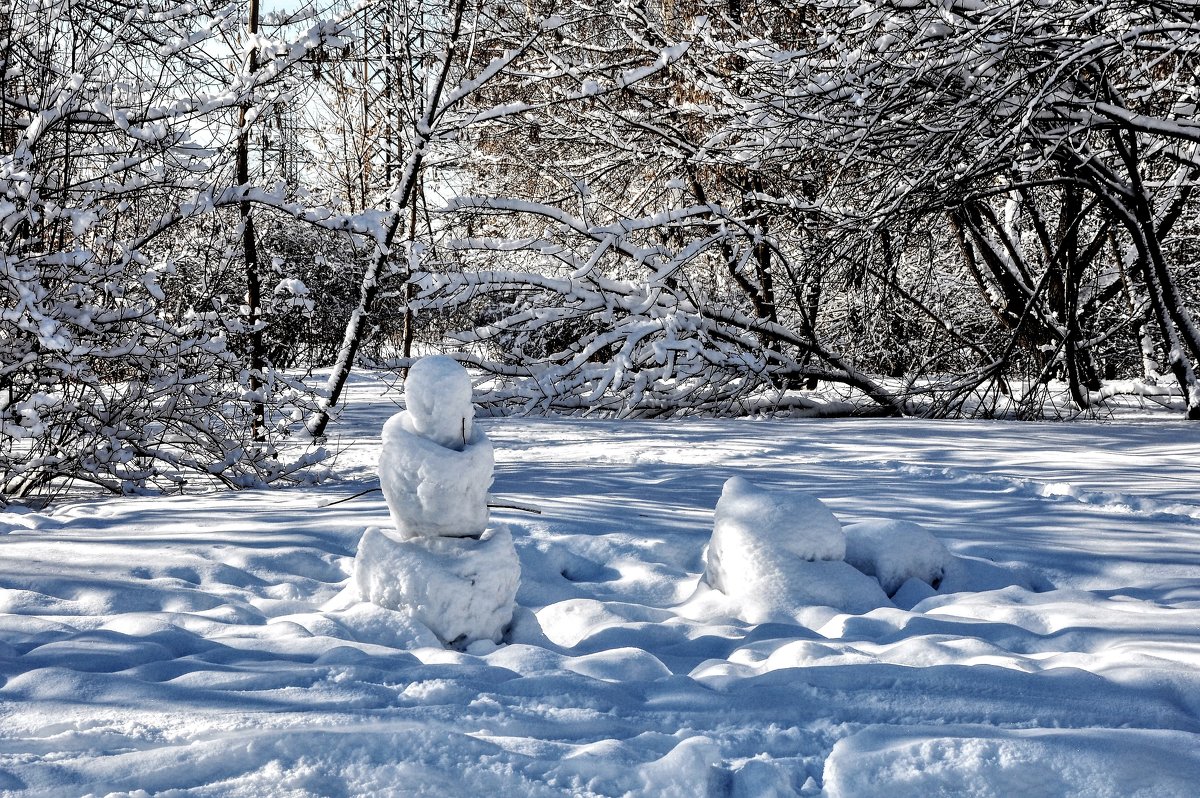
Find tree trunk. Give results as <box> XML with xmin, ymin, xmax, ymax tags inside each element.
<box><xmin>306</xmin><ymin>0</ymin><xmax>466</xmax><ymax>438</ymax></box>
<box><xmin>237</xmin><ymin>0</ymin><xmax>265</xmax><ymax>441</ymax></box>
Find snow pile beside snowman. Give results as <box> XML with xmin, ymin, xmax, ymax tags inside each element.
<box><xmin>332</xmin><ymin>356</ymin><xmax>520</xmax><ymax>649</ymax></box>
<box><xmin>703</xmin><ymin>476</ymin><xmax>1030</xmax><ymax>623</ymax></box>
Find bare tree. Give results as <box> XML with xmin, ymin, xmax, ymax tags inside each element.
<box><xmin>754</xmin><ymin>0</ymin><xmax>1200</xmax><ymax>416</ymax></box>
<box><xmin>302</xmin><ymin>0</ymin><xmax>701</xmax><ymax>432</ymax></box>
<box><xmin>0</xmin><ymin>0</ymin><xmax>346</xmax><ymax>498</ymax></box>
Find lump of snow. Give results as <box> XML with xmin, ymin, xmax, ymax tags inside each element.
<box><xmin>353</xmin><ymin>525</ymin><xmax>520</xmax><ymax>647</ymax></box>
<box><xmin>843</xmin><ymin>519</ymin><xmax>950</xmax><ymax>597</ymax></box>
<box><xmin>564</xmin><ymin>647</ymin><xmax>672</xmax><ymax>683</ymax></box>
<box><xmin>890</xmin><ymin>576</ymin><xmax>939</xmax><ymax>610</ymax></box>
<box><xmin>735</xmin><ymin>559</ymin><xmax>893</xmax><ymax>623</ymax></box>
<box><xmin>936</xmin><ymin>554</ymin><xmax>1054</xmax><ymax>595</ymax></box>
<box><xmin>707</xmin><ymin>476</ymin><xmax>845</xmax><ymax>575</ymax></box>
<box><xmin>704</xmin><ymin>477</ymin><xmax>888</xmax><ymax>620</ymax></box>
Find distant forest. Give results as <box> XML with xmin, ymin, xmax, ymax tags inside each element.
<box><xmin>4</xmin><ymin>0</ymin><xmax>1200</xmax><ymax>497</ymax></box>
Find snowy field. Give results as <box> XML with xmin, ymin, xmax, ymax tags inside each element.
<box><xmin>2</xmin><ymin>372</ymin><xmax>1200</xmax><ymax>796</ymax></box>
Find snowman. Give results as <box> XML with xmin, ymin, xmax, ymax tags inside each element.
<box><xmin>352</xmin><ymin>356</ymin><xmax>520</xmax><ymax>647</ymax></box>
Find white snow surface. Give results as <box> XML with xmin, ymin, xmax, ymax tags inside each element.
<box><xmin>1</xmin><ymin>371</ymin><xmax>1200</xmax><ymax>796</ymax></box>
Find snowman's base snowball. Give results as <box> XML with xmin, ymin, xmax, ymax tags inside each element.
<box><xmin>353</xmin><ymin>525</ymin><xmax>520</xmax><ymax>647</ymax></box>
<box><xmin>844</xmin><ymin>519</ymin><xmax>950</xmax><ymax>597</ymax></box>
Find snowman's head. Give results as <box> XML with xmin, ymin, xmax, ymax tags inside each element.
<box><xmin>404</xmin><ymin>355</ymin><xmax>474</xmax><ymax>449</ymax></box>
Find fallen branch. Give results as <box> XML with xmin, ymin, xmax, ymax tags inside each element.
<box><xmin>321</xmin><ymin>486</ymin><xmax>382</xmax><ymax>508</ymax></box>
<box><xmin>321</xmin><ymin>486</ymin><xmax>542</xmax><ymax>514</ymax></box>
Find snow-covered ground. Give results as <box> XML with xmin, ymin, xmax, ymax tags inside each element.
<box><xmin>2</xmin><ymin>372</ymin><xmax>1199</xmax><ymax>796</ymax></box>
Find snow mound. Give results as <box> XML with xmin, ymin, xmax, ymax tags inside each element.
<box><xmin>353</xmin><ymin>525</ymin><xmax>519</xmax><ymax>646</ymax></box>
<box><xmin>318</xmin><ymin>600</ymin><xmax>443</xmax><ymax>650</ymax></box>
<box><xmin>704</xmin><ymin>477</ymin><xmax>888</xmax><ymax>619</ymax></box>
<box><xmin>844</xmin><ymin>519</ymin><xmax>951</xmax><ymax>597</ymax></box>
<box><xmin>823</xmin><ymin>725</ymin><xmax>1200</xmax><ymax>798</ymax></box>
<box><xmin>707</xmin><ymin>475</ymin><xmax>845</xmax><ymax>572</ymax></box>
<box><xmin>747</xmin><ymin>559</ymin><xmax>892</xmax><ymax>622</ymax></box>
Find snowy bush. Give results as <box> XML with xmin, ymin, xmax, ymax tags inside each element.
<box><xmin>0</xmin><ymin>1</ymin><xmax>352</xmax><ymax>499</ymax></box>
<box><xmin>0</xmin><ymin>254</ymin><xmax>326</xmax><ymax>497</ymax></box>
